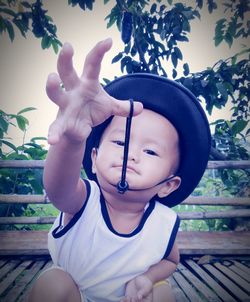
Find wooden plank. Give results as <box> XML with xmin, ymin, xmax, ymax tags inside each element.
<box><xmin>0</xmin><ymin>259</ymin><xmax>21</xmax><ymax>280</ymax></box>
<box><xmin>177</xmin><ymin>231</ymin><xmax>250</xmax><ymax>255</ymax></box>
<box><xmin>173</xmin><ymin>270</ymin><xmax>202</xmax><ymax>302</ymax></box>
<box><xmin>169</xmin><ymin>275</ymin><xmax>189</xmax><ymax>302</ymax></box>
<box><xmin>203</xmin><ymin>263</ymin><xmax>250</xmax><ymax>301</ymax></box>
<box><xmin>214</xmin><ymin>262</ymin><xmax>250</xmax><ymax>294</ymax></box>
<box><xmin>223</xmin><ymin>261</ymin><xmax>250</xmax><ymax>283</ymax></box>
<box><xmin>1</xmin><ymin>231</ymin><xmax>250</xmax><ymax>256</ymax></box>
<box><xmin>207</xmin><ymin>161</ymin><xmax>250</xmax><ymax>169</ymax></box>
<box><xmin>0</xmin><ymin>260</ymin><xmax>32</xmax><ymax>295</ymax></box>
<box><xmin>0</xmin><ymin>160</ymin><xmax>45</xmax><ymax>169</ymax></box>
<box><xmin>178</xmin><ymin>263</ymin><xmax>220</xmax><ymax>301</ymax></box>
<box><xmin>1</xmin><ymin>260</ymin><xmax>45</xmax><ymax>302</ymax></box>
<box><xmin>0</xmin><ymin>231</ymin><xmax>48</xmax><ymax>256</ymax></box>
<box><xmin>0</xmin><ymin>259</ymin><xmax>8</xmax><ymax>269</ymax></box>
<box><xmin>1</xmin><ymin>159</ymin><xmax>249</xmax><ymax>169</ymax></box>
<box><xmin>179</xmin><ymin>208</ymin><xmax>250</xmax><ymax>220</ymax></box>
<box><xmin>185</xmin><ymin>259</ymin><xmax>236</xmax><ymax>302</ymax></box>
<box><xmin>0</xmin><ymin>194</ymin><xmax>49</xmax><ymax>204</ymax></box>
<box><xmin>0</xmin><ymin>216</ymin><xmax>55</xmax><ymax>225</ymax></box>
<box><xmin>1</xmin><ymin>208</ymin><xmax>250</xmax><ymax>225</ymax></box>
<box><xmin>233</xmin><ymin>260</ymin><xmax>250</xmax><ymax>276</ymax></box>
<box><xmin>182</xmin><ymin>196</ymin><xmax>250</xmax><ymax>206</ymax></box>
<box><xmin>1</xmin><ymin>194</ymin><xmax>249</xmax><ymax>206</ymax></box>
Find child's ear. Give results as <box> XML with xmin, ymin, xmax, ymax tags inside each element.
<box><xmin>91</xmin><ymin>148</ymin><xmax>98</xmax><ymax>174</ymax></box>
<box><xmin>157</xmin><ymin>176</ymin><xmax>181</xmax><ymax>198</ymax></box>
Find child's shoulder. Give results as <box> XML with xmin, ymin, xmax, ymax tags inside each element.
<box><xmin>154</xmin><ymin>201</ymin><xmax>178</xmax><ymax>220</ymax></box>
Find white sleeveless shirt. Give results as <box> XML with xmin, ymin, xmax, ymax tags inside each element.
<box><xmin>48</xmin><ymin>179</ymin><xmax>179</xmax><ymax>302</ymax></box>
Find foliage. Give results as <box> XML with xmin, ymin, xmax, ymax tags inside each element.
<box><xmin>0</xmin><ymin>0</ymin><xmax>62</xmax><ymax>52</ymax></box>
<box><xmin>176</xmin><ymin>169</ymin><xmax>248</xmax><ymax>231</ymax></box>
<box><xmin>105</xmin><ymin>0</ymin><xmax>250</xmax><ymax>195</ymax></box>
<box><xmin>0</xmin><ymin>108</ymin><xmax>48</xmax><ymax>223</ymax></box>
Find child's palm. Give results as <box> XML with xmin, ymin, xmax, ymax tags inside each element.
<box><xmin>46</xmin><ymin>39</ymin><xmax>142</xmax><ymax>145</ymax></box>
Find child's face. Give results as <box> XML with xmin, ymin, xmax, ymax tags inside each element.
<box><xmin>91</xmin><ymin>109</ymin><xmax>181</xmax><ymax>201</ymax></box>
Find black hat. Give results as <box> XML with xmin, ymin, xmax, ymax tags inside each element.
<box><xmin>83</xmin><ymin>73</ymin><xmax>211</xmax><ymax>208</ymax></box>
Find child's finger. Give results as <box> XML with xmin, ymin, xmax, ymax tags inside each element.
<box><xmin>47</xmin><ymin>119</ymin><xmax>64</xmax><ymax>145</ymax></box>
<box><xmin>82</xmin><ymin>38</ymin><xmax>112</xmax><ymax>80</ymax></box>
<box><xmin>46</xmin><ymin>73</ymin><xmax>67</xmax><ymax>108</ymax></box>
<box><xmin>110</xmin><ymin>97</ymin><xmax>143</xmax><ymax>117</ymax></box>
<box><xmin>57</xmin><ymin>42</ymin><xmax>80</xmax><ymax>91</ymax></box>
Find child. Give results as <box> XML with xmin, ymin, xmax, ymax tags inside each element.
<box><xmin>29</xmin><ymin>38</ymin><xmax>210</xmax><ymax>302</ymax></box>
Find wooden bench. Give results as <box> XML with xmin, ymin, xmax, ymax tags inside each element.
<box><xmin>0</xmin><ymin>160</ymin><xmax>250</xmax><ymax>301</ymax></box>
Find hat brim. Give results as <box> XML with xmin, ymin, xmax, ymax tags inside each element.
<box><xmin>83</xmin><ymin>73</ymin><xmax>211</xmax><ymax>207</ymax></box>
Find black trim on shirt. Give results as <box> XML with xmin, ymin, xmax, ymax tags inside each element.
<box><xmin>162</xmin><ymin>215</ymin><xmax>180</xmax><ymax>259</ymax></box>
<box><xmin>52</xmin><ymin>179</ymin><xmax>91</xmax><ymax>238</ymax></box>
<box><xmin>100</xmin><ymin>193</ymin><xmax>156</xmax><ymax>238</ymax></box>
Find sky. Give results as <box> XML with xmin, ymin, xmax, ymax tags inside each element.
<box><xmin>0</xmin><ymin>0</ymin><xmax>248</xmax><ymax>149</ymax></box>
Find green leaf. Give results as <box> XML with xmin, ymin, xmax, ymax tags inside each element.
<box><xmin>0</xmin><ymin>15</ymin><xmax>5</xmax><ymax>34</ymax></box>
<box><xmin>182</xmin><ymin>19</ymin><xmax>191</xmax><ymax>32</ymax></box>
<box><xmin>41</xmin><ymin>34</ymin><xmax>51</xmax><ymax>49</ymax></box>
<box><xmin>17</xmin><ymin>107</ymin><xmax>36</xmax><ymax>115</ymax></box>
<box><xmin>12</xmin><ymin>19</ymin><xmax>27</xmax><ymax>37</ymax></box>
<box><xmin>183</xmin><ymin>63</ymin><xmax>189</xmax><ymax>76</ymax></box>
<box><xmin>167</xmin><ymin>0</ymin><xmax>173</xmax><ymax>5</ymax></box>
<box><xmin>52</xmin><ymin>39</ymin><xmax>59</xmax><ymax>53</ymax></box>
<box><xmin>21</xmin><ymin>1</ymin><xmax>31</xmax><ymax>8</ymax></box>
<box><xmin>196</xmin><ymin>0</ymin><xmax>203</xmax><ymax>9</ymax></box>
<box><xmin>0</xmin><ymin>116</ymin><xmax>8</xmax><ymax>132</ymax></box>
<box><xmin>85</xmin><ymin>0</ymin><xmax>94</xmax><ymax>10</ymax></box>
<box><xmin>171</xmin><ymin>52</ymin><xmax>178</xmax><ymax>68</ymax></box>
<box><xmin>231</xmin><ymin>120</ymin><xmax>248</xmax><ymax>136</ymax></box>
<box><xmin>216</xmin><ymin>82</ymin><xmax>228</xmax><ymax>100</ymax></box>
<box><xmin>1</xmin><ymin>139</ymin><xmax>18</xmax><ymax>152</ymax></box>
<box><xmin>24</xmin><ymin>142</ymin><xmax>42</xmax><ymax>149</ymax></box>
<box><xmin>224</xmin><ymin>32</ymin><xmax>233</xmax><ymax>48</ymax></box>
<box><xmin>4</xmin><ymin>19</ymin><xmax>14</xmax><ymax>42</ymax></box>
<box><xmin>30</xmin><ymin>137</ymin><xmax>47</xmax><ymax>143</ymax></box>
<box><xmin>150</xmin><ymin>3</ymin><xmax>157</xmax><ymax>14</ymax></box>
<box><xmin>112</xmin><ymin>52</ymin><xmax>123</xmax><ymax>64</ymax></box>
<box><xmin>214</xmin><ymin>35</ymin><xmax>223</xmax><ymax>47</ymax></box>
<box><xmin>172</xmin><ymin>69</ymin><xmax>177</xmax><ymax>79</ymax></box>
<box><xmin>124</xmin><ymin>41</ymin><xmax>131</xmax><ymax>54</ymax></box>
<box><xmin>0</xmin><ymin>7</ymin><xmax>16</xmax><ymax>17</ymax></box>
<box><xmin>104</xmin><ymin>0</ymin><xmax>110</xmax><ymax>4</ymax></box>
<box><xmin>174</xmin><ymin>47</ymin><xmax>183</xmax><ymax>60</ymax></box>
<box><xmin>16</xmin><ymin>115</ymin><xmax>28</xmax><ymax>131</ymax></box>
<box><xmin>106</xmin><ymin>13</ymin><xmax>117</xmax><ymax>29</ymax></box>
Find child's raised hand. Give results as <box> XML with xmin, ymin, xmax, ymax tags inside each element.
<box><xmin>46</xmin><ymin>38</ymin><xmax>143</xmax><ymax>145</ymax></box>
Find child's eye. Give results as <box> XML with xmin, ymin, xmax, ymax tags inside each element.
<box><xmin>144</xmin><ymin>149</ymin><xmax>158</xmax><ymax>156</ymax></box>
<box><xmin>112</xmin><ymin>140</ymin><xmax>125</xmax><ymax>146</ymax></box>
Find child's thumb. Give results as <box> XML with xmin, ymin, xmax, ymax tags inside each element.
<box><xmin>111</xmin><ymin>98</ymin><xmax>143</xmax><ymax>117</ymax></box>
<box><xmin>48</xmin><ymin>120</ymin><xmax>63</xmax><ymax>145</ymax></box>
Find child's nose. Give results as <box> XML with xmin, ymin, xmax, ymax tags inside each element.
<box><xmin>127</xmin><ymin>147</ymin><xmax>140</xmax><ymax>162</ymax></box>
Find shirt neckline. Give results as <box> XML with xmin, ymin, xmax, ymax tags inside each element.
<box><xmin>100</xmin><ymin>193</ymin><xmax>155</xmax><ymax>238</ymax></box>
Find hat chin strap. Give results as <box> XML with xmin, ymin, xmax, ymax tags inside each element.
<box><xmin>116</xmin><ymin>99</ymin><xmax>133</xmax><ymax>193</ymax></box>
<box><xmin>115</xmin><ymin>174</ymin><xmax>176</xmax><ymax>193</ymax></box>
<box><xmin>116</xmin><ymin>100</ymin><xmax>176</xmax><ymax>194</ymax></box>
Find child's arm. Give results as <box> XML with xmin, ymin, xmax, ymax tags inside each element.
<box><xmin>43</xmin><ymin>39</ymin><xmax>143</xmax><ymax>216</ymax></box>
<box><xmin>122</xmin><ymin>242</ymin><xmax>179</xmax><ymax>301</ymax></box>
<box><xmin>144</xmin><ymin>241</ymin><xmax>179</xmax><ymax>284</ymax></box>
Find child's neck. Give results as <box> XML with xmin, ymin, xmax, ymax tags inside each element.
<box><xmin>102</xmin><ymin>190</ymin><xmax>148</xmax><ymax>214</ymax></box>
<box><xmin>105</xmin><ymin>198</ymin><xmax>146</xmax><ymax>234</ymax></box>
